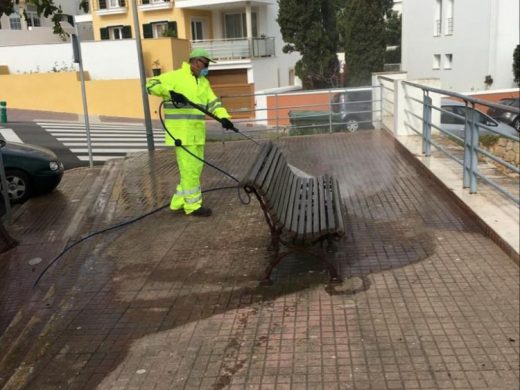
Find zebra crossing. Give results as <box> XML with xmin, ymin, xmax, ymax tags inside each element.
<box><xmin>0</xmin><ymin>127</ymin><xmax>23</xmax><ymax>143</ymax></box>
<box><xmin>38</xmin><ymin>120</ymin><xmax>166</xmax><ymax>162</ymax></box>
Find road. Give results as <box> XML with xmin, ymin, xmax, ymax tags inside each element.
<box><xmin>0</xmin><ymin>119</ymin><xmax>271</xmax><ymax>170</ymax></box>
<box><xmin>0</xmin><ymin>120</ymin><xmax>166</xmax><ymax>169</ymax></box>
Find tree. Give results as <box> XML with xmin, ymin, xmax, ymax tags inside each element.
<box><xmin>0</xmin><ymin>0</ymin><xmax>88</xmax><ymax>37</ymax></box>
<box><xmin>514</xmin><ymin>44</ymin><xmax>520</xmax><ymax>87</ymax></box>
<box><xmin>277</xmin><ymin>0</ymin><xmax>340</xmax><ymax>89</ymax></box>
<box><xmin>384</xmin><ymin>10</ymin><xmax>401</xmax><ymax>65</ymax></box>
<box><xmin>340</xmin><ymin>0</ymin><xmax>393</xmax><ymax>86</ymax></box>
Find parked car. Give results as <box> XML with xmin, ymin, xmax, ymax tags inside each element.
<box><xmin>440</xmin><ymin>99</ymin><xmax>517</xmax><ymax>138</ymax></box>
<box><xmin>288</xmin><ymin>89</ymin><xmax>373</xmax><ymax>132</ymax></box>
<box><xmin>0</xmin><ymin>140</ymin><xmax>64</xmax><ymax>203</ymax></box>
<box><xmin>486</xmin><ymin>97</ymin><xmax>519</xmax><ymax>132</ymax></box>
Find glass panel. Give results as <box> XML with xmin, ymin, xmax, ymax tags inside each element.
<box><xmin>225</xmin><ymin>14</ymin><xmax>242</xmax><ymax>38</ymax></box>
<box><xmin>191</xmin><ymin>20</ymin><xmax>203</xmax><ymax>40</ymax></box>
<box><xmin>9</xmin><ymin>16</ymin><xmax>22</xmax><ymax>30</ymax></box>
<box><xmin>153</xmin><ymin>22</ymin><xmax>167</xmax><ymax>38</ymax></box>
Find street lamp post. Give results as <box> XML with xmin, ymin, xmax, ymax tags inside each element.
<box><xmin>131</xmin><ymin>0</ymin><xmax>155</xmax><ymax>151</ymax></box>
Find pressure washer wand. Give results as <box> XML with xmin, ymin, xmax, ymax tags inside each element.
<box><xmin>183</xmin><ymin>97</ymin><xmax>260</xmax><ymax>146</ymax></box>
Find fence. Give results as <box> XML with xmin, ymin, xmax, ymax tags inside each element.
<box><xmin>216</xmin><ymin>86</ymin><xmax>382</xmax><ymax>136</ymax></box>
<box><xmin>398</xmin><ymin>80</ymin><xmax>519</xmax><ymax>204</ymax></box>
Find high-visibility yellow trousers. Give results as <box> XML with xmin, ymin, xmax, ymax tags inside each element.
<box><xmin>170</xmin><ymin>145</ymin><xmax>204</xmax><ymax>214</ymax></box>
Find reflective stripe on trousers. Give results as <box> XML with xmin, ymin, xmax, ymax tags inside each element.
<box><xmin>170</xmin><ymin>145</ymin><xmax>204</xmax><ymax>214</ymax></box>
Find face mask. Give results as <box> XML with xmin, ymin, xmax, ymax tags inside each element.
<box><xmin>200</xmin><ymin>67</ymin><xmax>209</xmax><ymax>77</ymax></box>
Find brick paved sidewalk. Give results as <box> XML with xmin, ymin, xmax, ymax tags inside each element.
<box><xmin>0</xmin><ymin>131</ymin><xmax>518</xmax><ymax>389</ymax></box>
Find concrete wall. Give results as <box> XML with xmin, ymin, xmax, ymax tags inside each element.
<box><xmin>402</xmin><ymin>0</ymin><xmax>519</xmax><ymax>92</ymax></box>
<box><xmin>0</xmin><ymin>28</ymin><xmax>70</xmax><ymax>46</ymax></box>
<box><xmin>0</xmin><ymin>38</ymin><xmax>192</xmax><ymax>80</ymax></box>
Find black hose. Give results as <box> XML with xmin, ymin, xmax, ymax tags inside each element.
<box><xmin>33</xmin><ymin>102</ymin><xmax>256</xmax><ymax>288</ymax></box>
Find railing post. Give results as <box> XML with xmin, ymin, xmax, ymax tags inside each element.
<box><xmin>463</xmin><ymin>104</ymin><xmax>479</xmax><ymax>192</ymax></box>
<box><xmin>328</xmin><ymin>89</ymin><xmax>333</xmax><ymax>133</ymax></box>
<box><xmin>422</xmin><ymin>93</ymin><xmax>432</xmax><ymax>156</ymax></box>
<box><xmin>275</xmin><ymin>93</ymin><xmax>280</xmax><ymax>132</ymax></box>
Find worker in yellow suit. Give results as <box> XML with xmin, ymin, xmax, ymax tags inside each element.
<box><xmin>146</xmin><ymin>48</ymin><xmax>234</xmax><ymax>217</ymax></box>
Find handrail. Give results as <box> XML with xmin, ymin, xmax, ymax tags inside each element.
<box><xmin>400</xmin><ymin>80</ymin><xmax>519</xmax><ymax>204</ymax></box>
<box><xmin>403</xmin><ymin>80</ymin><xmax>520</xmax><ymax>114</ymax></box>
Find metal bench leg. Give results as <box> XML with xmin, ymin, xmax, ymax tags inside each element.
<box><xmin>317</xmin><ymin>248</ymin><xmax>342</xmax><ymax>283</ymax></box>
<box><xmin>261</xmin><ymin>250</ymin><xmax>292</xmax><ymax>286</ymax></box>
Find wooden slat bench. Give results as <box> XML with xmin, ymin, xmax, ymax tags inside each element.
<box><xmin>241</xmin><ymin>141</ymin><xmax>345</xmax><ymax>284</ymax></box>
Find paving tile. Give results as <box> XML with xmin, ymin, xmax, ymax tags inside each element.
<box><xmin>0</xmin><ymin>132</ymin><xmax>518</xmax><ymax>389</ymax></box>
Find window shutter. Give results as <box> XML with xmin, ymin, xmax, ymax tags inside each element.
<box><xmin>122</xmin><ymin>25</ymin><xmax>132</xmax><ymax>39</ymax></box>
<box><xmin>100</xmin><ymin>27</ymin><xmax>109</xmax><ymax>40</ymax></box>
<box><xmin>167</xmin><ymin>21</ymin><xmax>177</xmax><ymax>37</ymax></box>
<box><xmin>143</xmin><ymin>23</ymin><xmax>153</xmax><ymax>39</ymax></box>
<box><xmin>99</xmin><ymin>0</ymin><xmax>107</xmax><ymax>9</ymax></box>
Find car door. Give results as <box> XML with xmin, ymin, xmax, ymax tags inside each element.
<box><xmin>441</xmin><ymin>105</ymin><xmax>466</xmax><ymax>137</ymax></box>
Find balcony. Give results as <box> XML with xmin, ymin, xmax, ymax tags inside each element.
<box><xmin>95</xmin><ymin>0</ymin><xmax>128</xmax><ymax>16</ymax></box>
<box><xmin>139</xmin><ymin>0</ymin><xmax>173</xmax><ymax>12</ymax></box>
<box><xmin>192</xmin><ymin>37</ymin><xmax>275</xmax><ymax>60</ymax></box>
<box><xmin>175</xmin><ymin>0</ymin><xmax>275</xmax><ymax>10</ymax></box>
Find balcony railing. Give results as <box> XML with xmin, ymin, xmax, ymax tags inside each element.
<box><xmin>446</xmin><ymin>17</ymin><xmax>454</xmax><ymax>35</ymax></box>
<box><xmin>139</xmin><ymin>0</ymin><xmax>172</xmax><ymax>11</ymax></box>
<box><xmin>94</xmin><ymin>0</ymin><xmax>128</xmax><ymax>15</ymax></box>
<box><xmin>191</xmin><ymin>37</ymin><xmax>275</xmax><ymax>60</ymax></box>
<box><xmin>434</xmin><ymin>19</ymin><xmax>441</xmax><ymax>36</ymax></box>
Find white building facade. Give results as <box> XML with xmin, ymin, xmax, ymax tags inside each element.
<box><xmin>401</xmin><ymin>0</ymin><xmax>519</xmax><ymax>92</ymax></box>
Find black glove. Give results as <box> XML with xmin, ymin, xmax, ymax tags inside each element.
<box><xmin>221</xmin><ymin>118</ymin><xmax>236</xmax><ymax>132</ymax></box>
<box><xmin>170</xmin><ymin>91</ymin><xmax>187</xmax><ymax>106</ymax></box>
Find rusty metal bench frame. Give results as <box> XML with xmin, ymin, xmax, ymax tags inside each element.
<box><xmin>241</xmin><ymin>141</ymin><xmax>345</xmax><ymax>284</ymax></box>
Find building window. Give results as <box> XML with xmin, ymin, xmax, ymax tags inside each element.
<box><xmin>444</xmin><ymin>54</ymin><xmax>453</xmax><ymax>69</ymax></box>
<box><xmin>150</xmin><ymin>22</ymin><xmax>166</xmax><ymax>38</ymax></box>
<box><xmin>9</xmin><ymin>14</ymin><xmax>22</xmax><ymax>30</ymax></box>
<box><xmin>224</xmin><ymin>12</ymin><xmax>257</xmax><ymax>38</ymax></box>
<box><xmin>444</xmin><ymin>0</ymin><xmax>454</xmax><ymax>35</ymax></box>
<box><xmin>98</xmin><ymin>0</ymin><xmax>126</xmax><ymax>9</ymax></box>
<box><xmin>191</xmin><ymin>19</ymin><xmax>206</xmax><ymax>41</ymax></box>
<box><xmin>433</xmin><ymin>54</ymin><xmax>441</xmax><ymax>69</ymax></box>
<box><xmin>26</xmin><ymin>4</ymin><xmax>41</xmax><ymax>27</ymax></box>
<box><xmin>100</xmin><ymin>25</ymin><xmax>132</xmax><ymax>40</ymax></box>
<box><xmin>143</xmin><ymin>21</ymin><xmax>176</xmax><ymax>39</ymax></box>
<box><xmin>434</xmin><ymin>0</ymin><xmax>442</xmax><ymax>36</ymax></box>
<box><xmin>109</xmin><ymin>26</ymin><xmax>124</xmax><ymax>40</ymax></box>
<box><xmin>109</xmin><ymin>0</ymin><xmax>124</xmax><ymax>7</ymax></box>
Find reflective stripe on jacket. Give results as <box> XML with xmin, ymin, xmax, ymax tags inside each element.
<box><xmin>146</xmin><ymin>62</ymin><xmax>231</xmax><ymax>146</ymax></box>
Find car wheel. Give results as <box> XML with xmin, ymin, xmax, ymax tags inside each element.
<box><xmin>5</xmin><ymin>169</ymin><xmax>32</xmax><ymax>204</ymax></box>
<box><xmin>345</xmin><ymin>117</ymin><xmax>360</xmax><ymax>132</ymax></box>
<box><xmin>513</xmin><ymin>117</ymin><xmax>520</xmax><ymax>133</ymax></box>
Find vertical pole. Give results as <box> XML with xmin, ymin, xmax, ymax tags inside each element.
<box><xmin>468</xmin><ymin>105</ymin><xmax>479</xmax><ymax>193</ymax></box>
<box><xmin>379</xmin><ymin>83</ymin><xmax>383</xmax><ymax>128</ymax></box>
<box><xmin>245</xmin><ymin>1</ymin><xmax>253</xmax><ymax>57</ymax></box>
<box><xmin>463</xmin><ymin>103</ymin><xmax>479</xmax><ymax>191</ymax></box>
<box><xmin>422</xmin><ymin>93</ymin><xmax>432</xmax><ymax>156</ymax></box>
<box><xmin>131</xmin><ymin>0</ymin><xmax>155</xmax><ymax>151</ymax></box>
<box><xmin>275</xmin><ymin>93</ymin><xmax>280</xmax><ymax>132</ymax></box>
<box><xmin>328</xmin><ymin>89</ymin><xmax>333</xmax><ymax>133</ymax></box>
<box><xmin>0</xmin><ymin>142</ymin><xmax>11</xmax><ymax>219</ymax></box>
<box><xmin>72</xmin><ymin>28</ymin><xmax>94</xmax><ymax>168</ymax></box>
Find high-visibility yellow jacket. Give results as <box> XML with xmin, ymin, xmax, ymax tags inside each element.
<box><xmin>146</xmin><ymin>62</ymin><xmax>231</xmax><ymax>146</ymax></box>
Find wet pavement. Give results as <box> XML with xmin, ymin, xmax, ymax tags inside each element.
<box><xmin>0</xmin><ymin>130</ymin><xmax>518</xmax><ymax>389</ymax></box>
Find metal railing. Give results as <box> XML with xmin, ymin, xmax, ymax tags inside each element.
<box><xmin>378</xmin><ymin>76</ymin><xmax>396</xmax><ymax>132</ymax></box>
<box><xmin>212</xmin><ymin>86</ymin><xmax>382</xmax><ymax>140</ymax></box>
<box><xmin>402</xmin><ymin>81</ymin><xmax>519</xmax><ymax>204</ymax></box>
<box><xmin>192</xmin><ymin>37</ymin><xmax>275</xmax><ymax>60</ymax></box>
